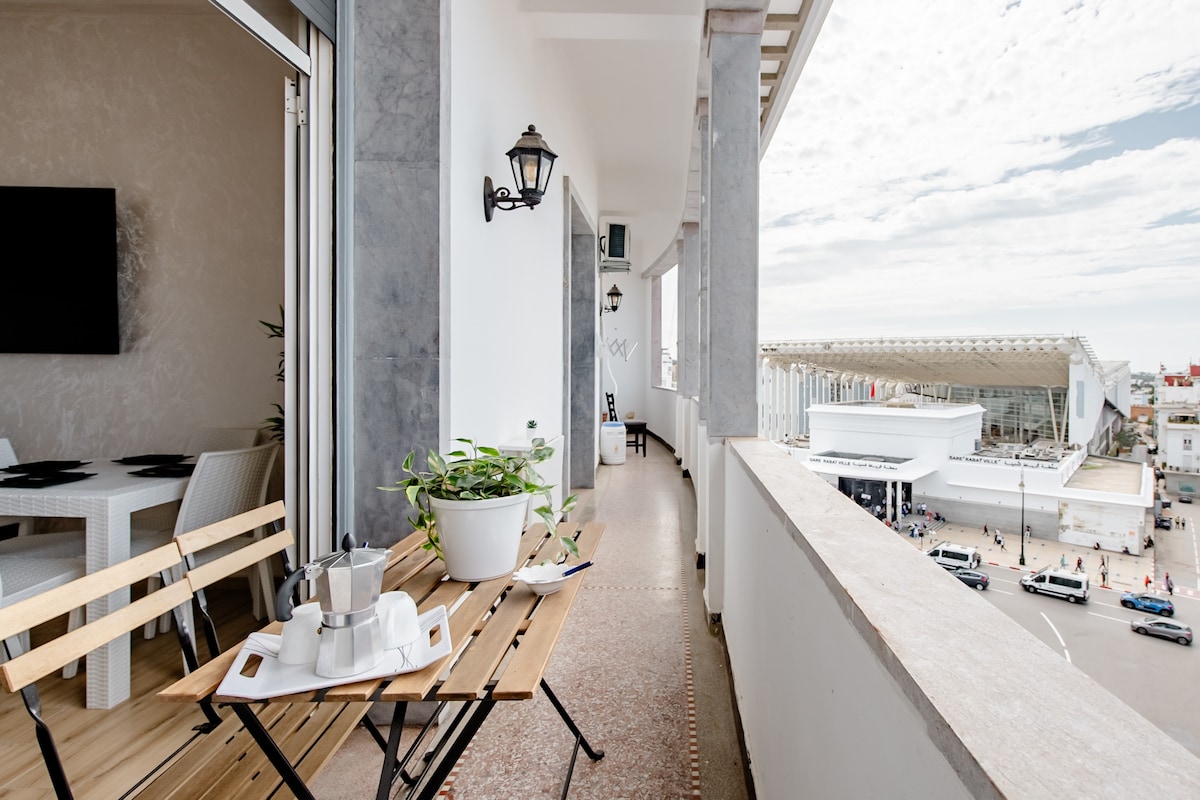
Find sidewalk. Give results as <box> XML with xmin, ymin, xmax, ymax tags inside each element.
<box><xmin>899</xmin><ymin>518</ymin><xmax>1187</xmax><ymax>597</ymax></box>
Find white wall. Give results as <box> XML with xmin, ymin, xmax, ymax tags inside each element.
<box><xmin>645</xmin><ymin>386</ymin><xmax>677</xmax><ymax>450</ymax></box>
<box><xmin>0</xmin><ymin>7</ymin><xmax>288</xmax><ymax>459</ymax></box>
<box><xmin>808</xmin><ymin>404</ymin><xmax>984</xmax><ymax>461</ymax></box>
<box><xmin>599</xmin><ymin>275</ymin><xmax>649</xmax><ymax>423</ymax></box>
<box><xmin>447</xmin><ymin>0</ymin><xmax>608</xmax><ymax>449</ymax></box>
<box><xmin>1069</xmin><ymin>356</ymin><xmax>1107</xmax><ymax>451</ymax></box>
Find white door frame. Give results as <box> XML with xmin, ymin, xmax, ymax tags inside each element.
<box><xmin>215</xmin><ymin>0</ymin><xmax>333</xmax><ymax>567</ymax></box>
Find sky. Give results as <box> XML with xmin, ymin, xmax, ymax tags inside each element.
<box><xmin>759</xmin><ymin>0</ymin><xmax>1200</xmax><ymax>375</ymax></box>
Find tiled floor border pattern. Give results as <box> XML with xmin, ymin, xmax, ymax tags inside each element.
<box><xmin>681</xmin><ymin>557</ymin><xmax>702</xmax><ymax>799</ymax></box>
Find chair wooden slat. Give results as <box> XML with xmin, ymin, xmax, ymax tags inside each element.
<box><xmin>0</xmin><ymin>543</ymin><xmax>181</xmax><ymax>638</ymax></box>
<box><xmin>184</xmin><ymin>529</ymin><xmax>294</xmax><ymax>592</ymax></box>
<box><xmin>172</xmin><ymin>500</ymin><xmax>286</xmax><ymax>558</ymax></box>
<box><xmin>0</xmin><ymin>580</ymin><xmax>193</xmax><ymax>692</ymax></box>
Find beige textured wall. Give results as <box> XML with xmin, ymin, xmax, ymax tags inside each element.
<box><xmin>0</xmin><ymin>7</ymin><xmax>288</xmax><ymax>459</ymax></box>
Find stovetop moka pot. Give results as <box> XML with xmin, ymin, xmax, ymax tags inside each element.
<box><xmin>276</xmin><ymin>533</ymin><xmax>391</xmax><ymax>678</ymax></box>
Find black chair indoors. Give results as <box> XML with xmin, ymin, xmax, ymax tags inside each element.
<box><xmin>605</xmin><ymin>392</ymin><xmax>647</xmax><ymax>457</ymax></box>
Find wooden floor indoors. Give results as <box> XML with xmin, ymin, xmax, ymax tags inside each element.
<box><xmin>0</xmin><ymin>581</ymin><xmax>263</xmax><ymax>799</ymax></box>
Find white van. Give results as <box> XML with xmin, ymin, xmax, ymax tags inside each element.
<box><xmin>1020</xmin><ymin>566</ymin><xmax>1089</xmax><ymax>603</ymax></box>
<box><xmin>926</xmin><ymin>544</ymin><xmax>981</xmax><ymax>571</ymax></box>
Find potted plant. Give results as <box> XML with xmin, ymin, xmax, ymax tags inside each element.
<box><xmin>526</xmin><ymin>419</ymin><xmax>538</xmax><ymax>441</ymax></box>
<box><xmin>382</xmin><ymin>438</ymin><xmax>578</xmax><ymax>581</ymax></box>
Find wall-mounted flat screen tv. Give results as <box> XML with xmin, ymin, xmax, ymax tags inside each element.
<box><xmin>0</xmin><ymin>186</ymin><xmax>119</xmax><ymax>354</ymax></box>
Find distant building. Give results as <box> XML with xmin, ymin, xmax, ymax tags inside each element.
<box><xmin>1154</xmin><ymin>366</ymin><xmax>1200</xmax><ymax>472</ymax></box>
<box><xmin>761</xmin><ymin>335</ymin><xmax>1151</xmax><ymax>551</ymax></box>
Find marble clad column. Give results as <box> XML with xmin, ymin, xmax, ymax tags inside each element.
<box><xmin>706</xmin><ymin>9</ymin><xmax>762</xmax><ymax>438</ymax></box>
<box><xmin>698</xmin><ymin>98</ymin><xmax>711</xmax><ymax>423</ymax></box>
<box><xmin>681</xmin><ymin>222</ymin><xmax>700</xmax><ymax>401</ymax></box>
<box><xmin>350</xmin><ymin>0</ymin><xmax>445</xmax><ymax>541</ymax></box>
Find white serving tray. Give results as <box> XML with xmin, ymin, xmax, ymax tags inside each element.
<box><xmin>217</xmin><ymin>605</ymin><xmax>451</xmax><ymax>700</ymax></box>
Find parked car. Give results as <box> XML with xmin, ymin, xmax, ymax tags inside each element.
<box><xmin>1161</xmin><ymin>498</ymin><xmax>1172</xmax><ymax>509</ymax></box>
<box><xmin>1155</xmin><ymin>516</ymin><xmax>1172</xmax><ymax>530</ymax></box>
<box><xmin>951</xmin><ymin>568</ymin><xmax>989</xmax><ymax>590</ymax></box>
<box><xmin>1179</xmin><ymin>495</ymin><xmax>1193</xmax><ymax>504</ymax></box>
<box><xmin>1121</xmin><ymin>592</ymin><xmax>1175</xmax><ymax>616</ymax></box>
<box><xmin>1130</xmin><ymin>617</ymin><xmax>1192</xmax><ymax>645</ymax></box>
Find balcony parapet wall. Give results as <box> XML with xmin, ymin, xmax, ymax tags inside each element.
<box><xmin>721</xmin><ymin>437</ymin><xmax>1200</xmax><ymax>799</ymax></box>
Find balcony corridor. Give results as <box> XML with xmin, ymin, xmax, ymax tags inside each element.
<box><xmin>313</xmin><ymin>435</ymin><xmax>751</xmax><ymax>798</ymax></box>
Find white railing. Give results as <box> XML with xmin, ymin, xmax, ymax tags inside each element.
<box><xmin>714</xmin><ymin>437</ymin><xmax>1199</xmax><ymax>799</ymax></box>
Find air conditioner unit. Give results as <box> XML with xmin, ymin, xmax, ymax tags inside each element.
<box><xmin>599</xmin><ymin>222</ymin><xmax>631</xmax><ymax>271</ymax></box>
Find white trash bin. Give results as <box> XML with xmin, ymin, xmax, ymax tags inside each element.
<box><xmin>600</xmin><ymin>421</ymin><xmax>627</xmax><ymax>465</ymax></box>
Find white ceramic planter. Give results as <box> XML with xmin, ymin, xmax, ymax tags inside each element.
<box><xmin>429</xmin><ymin>493</ymin><xmax>529</xmax><ymax>581</ymax></box>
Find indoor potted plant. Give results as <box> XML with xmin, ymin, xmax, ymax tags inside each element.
<box><xmin>382</xmin><ymin>438</ymin><xmax>577</xmax><ymax>581</ymax></box>
<box><xmin>526</xmin><ymin>419</ymin><xmax>539</xmax><ymax>441</ymax></box>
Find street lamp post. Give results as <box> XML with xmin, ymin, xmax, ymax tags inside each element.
<box><xmin>1019</xmin><ymin>465</ymin><xmax>1027</xmax><ymax>567</ymax></box>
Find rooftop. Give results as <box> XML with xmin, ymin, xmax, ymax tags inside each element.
<box><xmin>1064</xmin><ymin>455</ymin><xmax>1146</xmax><ymax>495</ymax></box>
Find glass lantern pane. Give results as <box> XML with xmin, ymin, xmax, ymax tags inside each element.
<box><xmin>536</xmin><ymin>153</ymin><xmax>555</xmax><ymax>193</ymax></box>
<box><xmin>520</xmin><ymin>153</ymin><xmax>540</xmax><ymax>191</ymax></box>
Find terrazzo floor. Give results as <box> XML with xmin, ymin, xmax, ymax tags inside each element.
<box><xmin>311</xmin><ymin>439</ymin><xmax>750</xmax><ymax>799</ymax></box>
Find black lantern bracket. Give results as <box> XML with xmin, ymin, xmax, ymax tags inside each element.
<box><xmin>483</xmin><ymin>125</ymin><xmax>558</xmax><ymax>222</ymax></box>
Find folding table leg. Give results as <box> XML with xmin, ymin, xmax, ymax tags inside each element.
<box><xmin>229</xmin><ymin>703</ymin><xmax>316</xmax><ymax>800</ymax></box>
<box><xmin>410</xmin><ymin>700</ymin><xmax>496</xmax><ymax>800</ymax></box>
<box><xmin>541</xmin><ymin>679</ymin><xmax>605</xmax><ymax>761</ymax></box>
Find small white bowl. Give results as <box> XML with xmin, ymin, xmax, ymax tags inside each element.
<box><xmin>513</xmin><ymin>563</ymin><xmax>570</xmax><ymax>596</ymax></box>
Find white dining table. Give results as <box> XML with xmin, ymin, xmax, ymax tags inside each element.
<box><xmin>0</xmin><ymin>459</ymin><xmax>190</xmax><ymax>708</ymax></box>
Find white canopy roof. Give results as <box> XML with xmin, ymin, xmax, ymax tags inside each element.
<box><xmin>761</xmin><ymin>334</ymin><xmax>1101</xmax><ymax>389</ymax></box>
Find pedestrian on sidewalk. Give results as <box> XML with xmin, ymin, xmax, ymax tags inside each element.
<box><xmin>1100</xmin><ymin>564</ymin><xmax>1108</xmax><ymax>587</ymax></box>
<box><xmin>1075</xmin><ymin>556</ymin><xmax>1083</xmax><ymax>573</ymax></box>
<box><xmin>1144</xmin><ymin>574</ymin><xmax>1152</xmax><ymax>590</ymax></box>
<box><xmin>983</xmin><ymin>523</ymin><xmax>989</xmax><ymax>538</ymax></box>
<box><xmin>1060</xmin><ymin>554</ymin><xmax>1067</xmax><ymax>570</ymax></box>
<box><xmin>999</xmin><ymin>535</ymin><xmax>1007</xmax><ymax>552</ymax></box>
<box><xmin>1166</xmin><ymin>572</ymin><xmax>1174</xmax><ymax>596</ymax></box>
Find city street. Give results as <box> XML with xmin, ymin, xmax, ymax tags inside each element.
<box><xmin>977</xmin><ymin>571</ymin><xmax>1200</xmax><ymax>754</ymax></box>
<box><xmin>899</xmin><ymin>493</ymin><xmax>1200</xmax><ymax>754</ymax></box>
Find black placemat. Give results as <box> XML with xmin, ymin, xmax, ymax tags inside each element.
<box><xmin>113</xmin><ymin>454</ymin><xmax>192</xmax><ymax>466</ymax></box>
<box><xmin>0</xmin><ymin>471</ymin><xmax>96</xmax><ymax>488</ymax></box>
<box><xmin>1</xmin><ymin>460</ymin><xmax>92</xmax><ymax>474</ymax></box>
<box><xmin>129</xmin><ymin>463</ymin><xmax>196</xmax><ymax>478</ymax></box>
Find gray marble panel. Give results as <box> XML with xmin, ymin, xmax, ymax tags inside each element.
<box><xmin>681</xmin><ymin>222</ymin><xmax>700</xmax><ymax>398</ymax></box>
<box><xmin>570</xmin><ymin>231</ymin><xmax>597</xmax><ymax>487</ymax></box>
<box><xmin>353</xmin><ymin>162</ymin><xmax>441</xmax><ymax>359</ymax></box>
<box><xmin>699</xmin><ymin>110</ymin><xmax>711</xmax><ymax>422</ymax></box>
<box><xmin>707</xmin><ymin>30</ymin><xmax>760</xmax><ymax>438</ymax></box>
<box><xmin>354</xmin><ymin>355</ymin><xmax>441</xmax><ymax>545</ymax></box>
<box><xmin>354</xmin><ymin>0</ymin><xmax>442</xmax><ymax>164</ymax></box>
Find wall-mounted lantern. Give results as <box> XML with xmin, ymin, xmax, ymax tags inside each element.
<box><xmin>601</xmin><ymin>284</ymin><xmax>623</xmax><ymax>315</ymax></box>
<box><xmin>483</xmin><ymin>125</ymin><xmax>558</xmax><ymax>222</ymax></box>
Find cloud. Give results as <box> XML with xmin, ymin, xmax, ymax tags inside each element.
<box><xmin>760</xmin><ymin>0</ymin><xmax>1200</xmax><ymax>372</ymax></box>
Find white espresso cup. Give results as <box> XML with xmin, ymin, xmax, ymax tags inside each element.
<box><xmin>378</xmin><ymin>591</ymin><xmax>420</xmax><ymax>649</ymax></box>
<box><xmin>278</xmin><ymin>603</ymin><xmax>322</xmax><ymax>665</ymax></box>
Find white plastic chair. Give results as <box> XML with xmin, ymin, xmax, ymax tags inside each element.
<box><xmin>186</xmin><ymin>427</ymin><xmax>260</xmax><ymax>455</ymax></box>
<box><xmin>130</xmin><ymin>427</ymin><xmax>262</xmax><ymax>533</ymax></box>
<box><xmin>0</xmin><ymin>556</ymin><xmax>87</xmax><ymax>677</ymax></box>
<box><xmin>135</xmin><ymin>443</ymin><xmax>278</xmax><ymax>638</ymax></box>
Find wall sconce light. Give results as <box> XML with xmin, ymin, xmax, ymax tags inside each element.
<box><xmin>483</xmin><ymin>125</ymin><xmax>558</xmax><ymax>222</ymax></box>
<box><xmin>601</xmin><ymin>284</ymin><xmax>623</xmax><ymax>315</ymax></box>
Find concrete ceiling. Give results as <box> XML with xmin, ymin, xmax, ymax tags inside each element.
<box><xmin>522</xmin><ymin>0</ymin><xmax>832</xmax><ymax>272</ymax></box>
